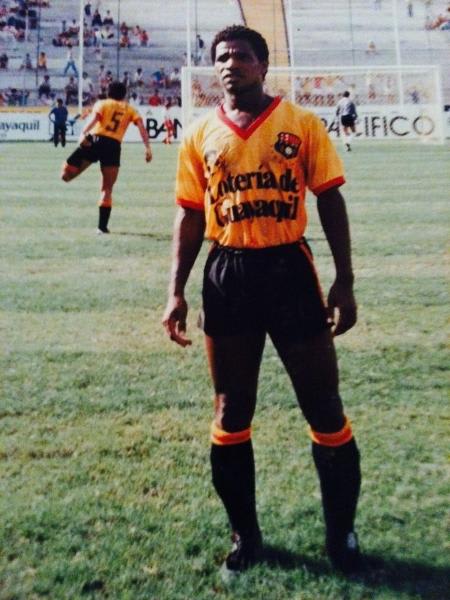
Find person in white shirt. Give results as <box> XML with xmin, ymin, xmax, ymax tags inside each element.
<box><xmin>335</xmin><ymin>91</ymin><xmax>358</xmax><ymax>151</ymax></box>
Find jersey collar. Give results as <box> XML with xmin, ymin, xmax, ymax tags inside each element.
<box><xmin>217</xmin><ymin>96</ymin><xmax>282</xmax><ymax>140</ymax></box>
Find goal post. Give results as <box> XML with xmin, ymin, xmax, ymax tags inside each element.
<box><xmin>182</xmin><ymin>65</ymin><xmax>445</xmax><ymax>143</ymax></box>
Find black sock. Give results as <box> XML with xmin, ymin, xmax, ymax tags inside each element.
<box><xmin>312</xmin><ymin>438</ymin><xmax>361</xmax><ymax>542</ymax></box>
<box><xmin>98</xmin><ymin>207</ymin><xmax>111</xmax><ymax>231</ymax></box>
<box><xmin>210</xmin><ymin>441</ymin><xmax>259</xmax><ymax>538</ymax></box>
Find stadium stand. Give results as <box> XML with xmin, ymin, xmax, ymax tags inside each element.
<box><xmin>0</xmin><ymin>0</ymin><xmax>448</xmax><ymax>107</ymax></box>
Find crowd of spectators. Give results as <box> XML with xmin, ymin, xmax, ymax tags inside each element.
<box><xmin>0</xmin><ymin>0</ymin><xmax>184</xmax><ymax>108</ymax></box>
<box><xmin>51</xmin><ymin>5</ymin><xmax>151</xmax><ymax>51</ymax></box>
<box><xmin>2</xmin><ymin>1</ymin><xmax>446</xmax><ymax>110</ymax></box>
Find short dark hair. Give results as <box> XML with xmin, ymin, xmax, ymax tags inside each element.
<box><xmin>343</xmin><ymin>90</ymin><xmax>350</xmax><ymax>97</ymax></box>
<box><xmin>210</xmin><ymin>25</ymin><xmax>269</xmax><ymax>64</ymax></box>
<box><xmin>108</xmin><ymin>81</ymin><xmax>127</xmax><ymax>100</ymax></box>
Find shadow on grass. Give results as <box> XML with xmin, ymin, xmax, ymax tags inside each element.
<box><xmin>262</xmin><ymin>545</ymin><xmax>449</xmax><ymax>599</ymax></box>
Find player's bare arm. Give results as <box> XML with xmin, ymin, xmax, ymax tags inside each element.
<box><xmin>136</xmin><ymin>118</ymin><xmax>152</xmax><ymax>163</ymax></box>
<box><xmin>79</xmin><ymin>112</ymin><xmax>100</xmax><ymax>144</ymax></box>
<box><xmin>162</xmin><ymin>207</ymin><xmax>205</xmax><ymax>347</ymax></box>
<box><xmin>317</xmin><ymin>186</ymin><xmax>357</xmax><ymax>336</ymax></box>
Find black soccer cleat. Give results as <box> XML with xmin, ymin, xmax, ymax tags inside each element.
<box><xmin>221</xmin><ymin>529</ymin><xmax>263</xmax><ymax>578</ymax></box>
<box><xmin>327</xmin><ymin>531</ymin><xmax>362</xmax><ymax>574</ymax></box>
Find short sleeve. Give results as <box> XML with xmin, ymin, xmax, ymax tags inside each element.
<box><xmin>92</xmin><ymin>100</ymin><xmax>103</xmax><ymax>118</ymax></box>
<box><xmin>129</xmin><ymin>105</ymin><xmax>141</xmax><ymax>124</ymax></box>
<box><xmin>304</xmin><ymin>113</ymin><xmax>345</xmax><ymax>195</ymax></box>
<box><xmin>175</xmin><ymin>130</ymin><xmax>207</xmax><ymax>211</ymax></box>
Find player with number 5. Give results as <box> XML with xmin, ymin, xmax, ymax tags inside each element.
<box><xmin>61</xmin><ymin>81</ymin><xmax>152</xmax><ymax>234</ymax></box>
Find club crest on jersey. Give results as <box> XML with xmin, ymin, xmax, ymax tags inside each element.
<box><xmin>274</xmin><ymin>132</ymin><xmax>301</xmax><ymax>159</ymax></box>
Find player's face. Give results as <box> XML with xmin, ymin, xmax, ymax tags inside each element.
<box><xmin>214</xmin><ymin>39</ymin><xmax>267</xmax><ymax>94</ymax></box>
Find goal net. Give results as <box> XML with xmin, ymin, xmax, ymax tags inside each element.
<box><xmin>182</xmin><ymin>65</ymin><xmax>444</xmax><ymax>143</ymax></box>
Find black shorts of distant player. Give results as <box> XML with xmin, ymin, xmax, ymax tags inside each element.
<box><xmin>341</xmin><ymin>115</ymin><xmax>356</xmax><ymax>128</ymax></box>
<box><xmin>66</xmin><ymin>134</ymin><xmax>122</xmax><ymax>168</ymax></box>
<box><xmin>201</xmin><ymin>239</ymin><xmax>330</xmax><ymax>343</ymax></box>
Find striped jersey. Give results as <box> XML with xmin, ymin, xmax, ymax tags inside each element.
<box><xmin>176</xmin><ymin>97</ymin><xmax>345</xmax><ymax>248</ymax></box>
<box><xmin>91</xmin><ymin>98</ymin><xmax>141</xmax><ymax>142</ymax></box>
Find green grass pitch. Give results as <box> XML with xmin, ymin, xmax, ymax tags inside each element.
<box><xmin>0</xmin><ymin>140</ymin><xmax>449</xmax><ymax>599</ymax></box>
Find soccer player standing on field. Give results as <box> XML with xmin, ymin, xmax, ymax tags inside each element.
<box><xmin>61</xmin><ymin>81</ymin><xmax>152</xmax><ymax>234</ymax></box>
<box><xmin>336</xmin><ymin>90</ymin><xmax>358</xmax><ymax>152</ymax></box>
<box><xmin>162</xmin><ymin>26</ymin><xmax>361</xmax><ymax>577</ymax></box>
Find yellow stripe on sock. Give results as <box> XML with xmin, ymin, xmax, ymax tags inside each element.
<box><xmin>309</xmin><ymin>416</ymin><xmax>353</xmax><ymax>447</ymax></box>
<box><xmin>211</xmin><ymin>422</ymin><xmax>252</xmax><ymax>446</ymax></box>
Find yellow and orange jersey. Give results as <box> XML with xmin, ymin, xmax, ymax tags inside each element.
<box><xmin>176</xmin><ymin>97</ymin><xmax>345</xmax><ymax>248</ymax></box>
<box><xmin>91</xmin><ymin>98</ymin><xmax>141</xmax><ymax>142</ymax></box>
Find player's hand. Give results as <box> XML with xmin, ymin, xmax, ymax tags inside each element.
<box><xmin>162</xmin><ymin>295</ymin><xmax>192</xmax><ymax>347</ymax></box>
<box><xmin>327</xmin><ymin>279</ymin><xmax>357</xmax><ymax>336</ymax></box>
<box><xmin>145</xmin><ymin>147</ymin><xmax>152</xmax><ymax>163</ymax></box>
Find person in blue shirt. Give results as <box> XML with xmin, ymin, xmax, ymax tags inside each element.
<box><xmin>49</xmin><ymin>98</ymin><xmax>69</xmax><ymax>147</ymax></box>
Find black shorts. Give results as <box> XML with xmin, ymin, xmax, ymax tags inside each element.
<box><xmin>66</xmin><ymin>135</ymin><xmax>121</xmax><ymax>168</ymax></box>
<box><xmin>201</xmin><ymin>239</ymin><xmax>330</xmax><ymax>342</ymax></box>
<box><xmin>341</xmin><ymin>115</ymin><xmax>355</xmax><ymax>127</ymax></box>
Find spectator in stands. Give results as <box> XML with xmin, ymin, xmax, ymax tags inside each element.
<box><xmin>103</xmin><ymin>69</ymin><xmax>113</xmax><ymax>88</ymax></box>
<box><xmin>63</xmin><ymin>43</ymin><xmax>78</xmax><ymax>77</ymax></box>
<box><xmin>383</xmin><ymin>76</ymin><xmax>396</xmax><ymax>104</ymax></box>
<box><xmin>168</xmin><ymin>66</ymin><xmax>181</xmax><ymax>87</ymax></box>
<box><xmin>407</xmin><ymin>85</ymin><xmax>420</xmax><ymax>104</ymax></box>
<box><xmin>405</xmin><ymin>1</ymin><xmax>414</xmax><ymax>18</ymax></box>
<box><xmin>91</xmin><ymin>8</ymin><xmax>102</xmax><ymax>27</ymax></box>
<box><xmin>37</xmin><ymin>50</ymin><xmax>47</xmax><ymax>70</ymax></box>
<box><xmin>101</xmin><ymin>24</ymin><xmax>114</xmax><ymax>41</ymax></box>
<box><xmin>129</xmin><ymin>91</ymin><xmax>140</xmax><ymax>107</ymax></box>
<box><xmin>425</xmin><ymin>11</ymin><xmax>450</xmax><ymax>30</ymax></box>
<box><xmin>38</xmin><ymin>74</ymin><xmax>52</xmax><ymax>104</ymax></box>
<box><xmin>366</xmin><ymin>40</ymin><xmax>378</xmax><ymax>55</ymax></box>
<box><xmin>148</xmin><ymin>88</ymin><xmax>162</xmax><ymax>106</ymax></box>
<box><xmin>151</xmin><ymin>67</ymin><xmax>167</xmax><ymax>88</ymax></box>
<box><xmin>84</xmin><ymin>2</ymin><xmax>91</xmax><ymax>17</ymax></box>
<box><xmin>65</xmin><ymin>76</ymin><xmax>78</xmax><ymax>105</ymax></box>
<box><xmin>8</xmin><ymin>87</ymin><xmax>28</xmax><ymax>106</ymax></box>
<box><xmin>102</xmin><ymin>10</ymin><xmax>113</xmax><ymax>26</ymax></box>
<box><xmin>133</xmin><ymin>66</ymin><xmax>144</xmax><ymax>88</ymax></box>
<box><xmin>196</xmin><ymin>33</ymin><xmax>206</xmax><ymax>65</ymax></box>
<box><xmin>67</xmin><ymin>18</ymin><xmax>79</xmax><ymax>37</ymax></box>
<box><xmin>20</xmin><ymin>52</ymin><xmax>33</xmax><ymax>69</ymax></box>
<box><xmin>119</xmin><ymin>30</ymin><xmax>130</xmax><ymax>48</ymax></box>
<box><xmin>84</xmin><ymin>26</ymin><xmax>96</xmax><ymax>47</ymax></box>
<box><xmin>97</xmin><ymin>63</ymin><xmax>106</xmax><ymax>82</ymax></box>
<box><xmin>81</xmin><ymin>71</ymin><xmax>94</xmax><ymax>105</ymax></box>
<box><xmin>6</xmin><ymin>87</ymin><xmax>20</xmax><ymax>106</ymax></box>
<box><xmin>140</xmin><ymin>28</ymin><xmax>149</xmax><ymax>47</ymax></box>
<box><xmin>129</xmin><ymin>25</ymin><xmax>140</xmax><ymax>46</ymax></box>
<box><xmin>49</xmin><ymin>98</ymin><xmax>68</xmax><ymax>147</ymax></box>
<box><xmin>122</xmin><ymin>71</ymin><xmax>131</xmax><ymax>90</ymax></box>
<box><xmin>93</xmin><ymin>27</ymin><xmax>102</xmax><ymax>47</ymax></box>
<box><xmin>0</xmin><ymin>51</ymin><xmax>8</xmax><ymax>69</ymax></box>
